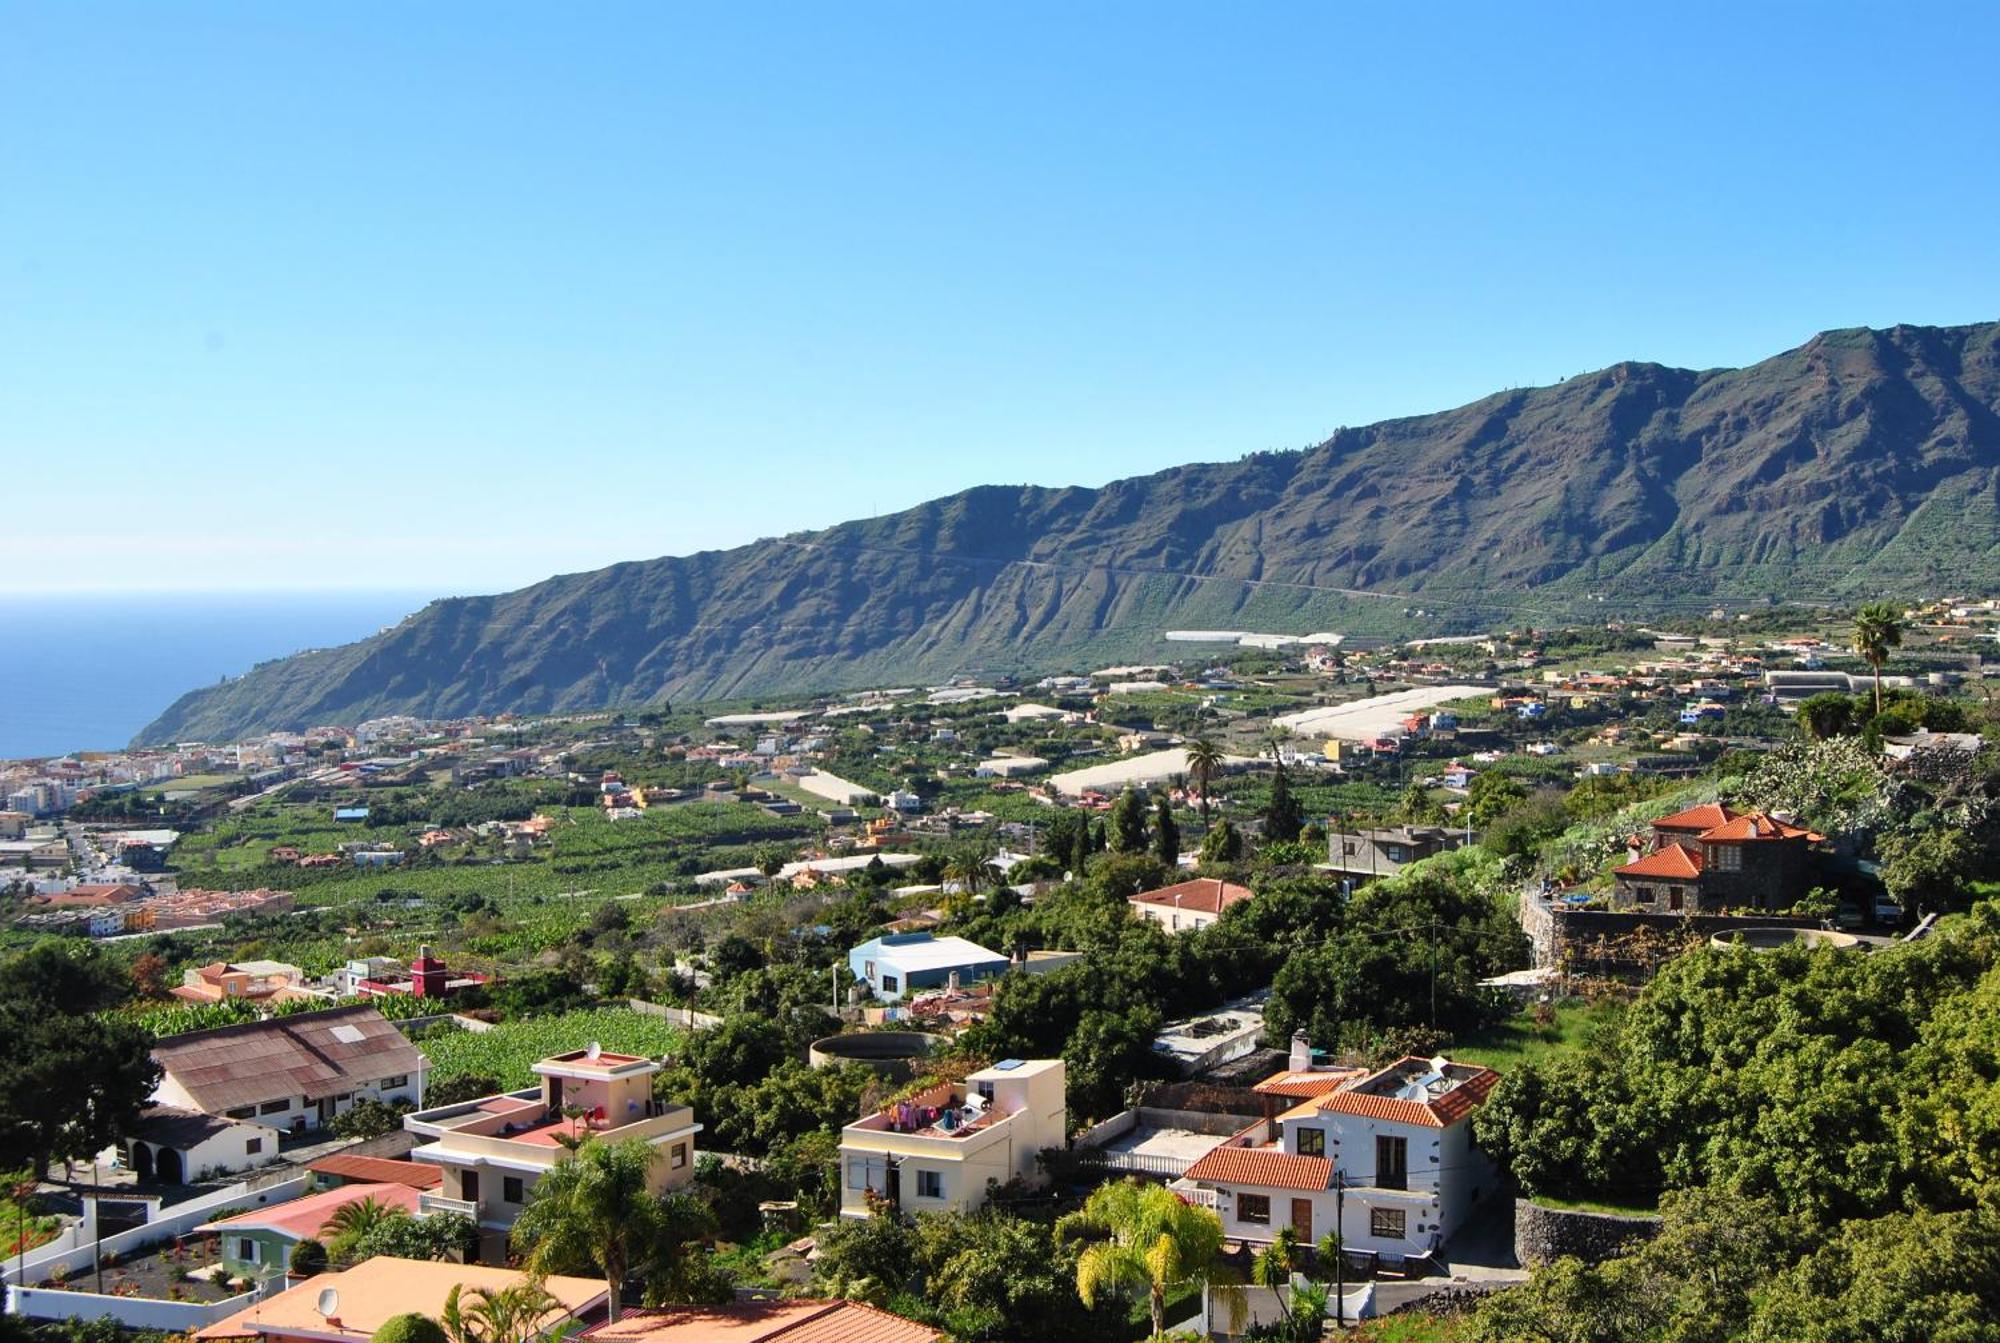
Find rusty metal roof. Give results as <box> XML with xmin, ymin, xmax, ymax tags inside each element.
<box><xmin>152</xmin><ymin>1004</ymin><xmax>425</xmax><ymax>1113</ymax></box>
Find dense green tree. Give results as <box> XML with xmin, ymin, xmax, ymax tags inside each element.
<box><xmin>1796</xmin><ymin>692</ymin><xmax>1858</xmax><ymax>740</ymax></box>
<box><xmin>1746</xmin><ymin>1207</ymin><xmax>2000</xmax><ymax>1343</ymax></box>
<box><xmin>1262</xmin><ymin>763</ymin><xmax>1304</xmax><ymax>844</ymax></box>
<box><xmin>0</xmin><ymin>1006</ymin><xmax>159</xmax><ymax>1176</ymax></box>
<box><xmin>1153</xmin><ymin>795</ymin><xmax>1180</xmax><ymax>868</ymax></box>
<box><xmin>1109</xmin><ymin>789</ymin><xmax>1150</xmax><ymax>854</ymax></box>
<box><xmin>1200</xmin><ymin>819</ymin><xmax>1244</xmax><ymax>865</ymax></box>
<box><xmin>1069</xmin><ymin>1179</ymin><xmax>1225</xmax><ymax>1341</ymax></box>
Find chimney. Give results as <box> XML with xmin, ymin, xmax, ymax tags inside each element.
<box><xmin>1289</xmin><ymin>1031</ymin><xmax>1312</xmax><ymax>1074</ymax></box>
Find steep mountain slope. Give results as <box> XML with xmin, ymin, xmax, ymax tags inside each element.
<box><xmin>138</xmin><ymin>321</ymin><xmax>2000</xmax><ymax>744</ymax></box>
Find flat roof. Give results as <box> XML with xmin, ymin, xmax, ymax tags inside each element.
<box><xmin>860</xmin><ymin>935</ymin><xmax>1009</xmax><ymax>973</ymax></box>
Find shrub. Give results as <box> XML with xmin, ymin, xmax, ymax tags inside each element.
<box><xmin>371</xmin><ymin>1314</ymin><xmax>449</xmax><ymax>1343</ymax></box>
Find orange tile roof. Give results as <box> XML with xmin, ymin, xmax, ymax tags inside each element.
<box><xmin>1183</xmin><ymin>1144</ymin><xmax>1333</xmax><ymax>1192</ymax></box>
<box><xmin>195</xmin><ymin>1256</ymin><xmax>605</xmax><ymax>1341</ymax></box>
<box><xmin>582</xmin><ymin>1300</ymin><xmax>941</xmax><ymax>1343</ymax></box>
<box><xmin>1698</xmin><ymin>813</ymin><xmax>1823</xmax><ymax>843</ymax></box>
<box><xmin>1613</xmin><ymin>846</ymin><xmax>1704</xmax><ymax>881</ymax></box>
<box><xmin>1312</xmin><ymin>1058</ymin><xmax>1502</xmax><ymax>1128</ymax></box>
<box><xmin>1651</xmin><ymin>802</ymin><xmax>1739</xmax><ymax>832</ymax></box>
<box><xmin>1252</xmin><ymin>1068</ymin><xmax>1366</xmax><ymax>1099</ymax></box>
<box><xmin>1129</xmin><ymin>878</ymin><xmax>1256</xmax><ymax>916</ymax></box>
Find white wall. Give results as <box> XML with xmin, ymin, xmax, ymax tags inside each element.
<box><xmin>3</xmin><ymin>1173</ymin><xmax>309</xmax><ymax>1286</ymax></box>
<box><xmin>7</xmin><ymin>1285</ymin><xmax>258</xmax><ymax>1330</ymax></box>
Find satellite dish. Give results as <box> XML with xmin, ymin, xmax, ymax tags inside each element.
<box><xmin>316</xmin><ymin>1288</ymin><xmax>340</xmax><ymax>1319</ymax></box>
<box><xmin>585</xmin><ymin>1041</ymin><xmax>602</xmax><ymax>1060</ymax></box>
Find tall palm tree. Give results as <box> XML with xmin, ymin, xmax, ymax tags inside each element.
<box><xmin>1070</xmin><ymin>1179</ymin><xmax>1225</xmax><ymax>1340</ymax></box>
<box><xmin>1184</xmin><ymin>738</ymin><xmax>1223</xmax><ymax>826</ymax></box>
<box><xmin>509</xmin><ymin>1138</ymin><xmax>668</xmax><ymax>1321</ymax></box>
<box><xmin>440</xmin><ymin>1280</ymin><xmax>566</xmax><ymax>1343</ymax></box>
<box><xmin>1852</xmin><ymin>602</ymin><xmax>1905</xmax><ymax>715</ymax></box>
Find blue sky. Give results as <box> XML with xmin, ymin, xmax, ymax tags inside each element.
<box><xmin>4</xmin><ymin>2</ymin><xmax>1997</xmax><ymax>594</ymax></box>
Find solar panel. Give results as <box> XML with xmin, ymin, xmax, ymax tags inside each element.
<box><xmin>994</xmin><ymin>1058</ymin><xmax>1024</xmax><ymax>1071</ymax></box>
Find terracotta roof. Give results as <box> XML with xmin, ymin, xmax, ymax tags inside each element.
<box><xmin>1183</xmin><ymin>1144</ymin><xmax>1333</xmax><ymax>1192</ymax></box>
<box><xmin>1253</xmin><ymin>1067</ymin><xmax>1367</xmax><ymax>1100</ymax></box>
<box><xmin>1698</xmin><ymin>813</ymin><xmax>1823</xmax><ymax>843</ymax></box>
<box><xmin>304</xmin><ymin>1154</ymin><xmax>442</xmax><ymax>1189</ymax></box>
<box><xmin>152</xmin><ymin>1005</ymin><xmax>425</xmax><ymax>1114</ymax></box>
<box><xmin>582</xmin><ymin>1300</ymin><xmax>942</xmax><ymax>1343</ymax></box>
<box><xmin>195</xmin><ymin>1256</ymin><xmax>606</xmax><ymax>1341</ymax></box>
<box><xmin>1129</xmin><ymin>878</ymin><xmax>1256</xmax><ymax>916</ymax></box>
<box><xmin>1613</xmin><ymin>846</ymin><xmax>1704</xmax><ymax>881</ymax></box>
<box><xmin>203</xmin><ymin>1182</ymin><xmax>422</xmax><ymax>1241</ymax></box>
<box><xmin>1651</xmin><ymin>802</ymin><xmax>1739</xmax><ymax>832</ymax></box>
<box><xmin>1313</xmin><ymin>1059</ymin><xmax>1501</xmax><ymax>1128</ymax></box>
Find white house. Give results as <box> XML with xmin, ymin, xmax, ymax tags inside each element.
<box><xmin>150</xmin><ymin>1004</ymin><xmax>427</xmax><ymax>1134</ymax></box>
<box><xmin>847</xmin><ymin>932</ymin><xmax>1010</xmax><ymax>1001</ymax></box>
<box><xmin>1174</xmin><ymin>1052</ymin><xmax>1501</xmax><ymax>1265</ymax></box>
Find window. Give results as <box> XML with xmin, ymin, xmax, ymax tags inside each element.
<box><xmin>917</xmin><ymin>1169</ymin><xmax>943</xmax><ymax>1199</ymax></box>
<box><xmin>226</xmin><ymin>1106</ymin><xmax>256</xmax><ymax>1120</ymax></box>
<box><xmin>1376</xmin><ymin>1136</ymin><xmax>1408</xmax><ymax>1190</ymax></box>
<box><xmin>1238</xmin><ymin>1193</ymin><xmax>1271</xmax><ymax>1224</ymax></box>
<box><xmin>258</xmin><ymin>1100</ymin><xmax>289</xmax><ymax>1116</ymax></box>
<box><xmin>1632</xmin><ymin>884</ymin><xmax>1655</xmax><ymax>905</ymax></box>
<box><xmin>238</xmin><ymin>1238</ymin><xmax>257</xmax><ymax>1263</ymax></box>
<box><xmin>1714</xmin><ymin>844</ymin><xmax>1743</xmax><ymax>872</ymax></box>
<box><xmin>461</xmin><ymin>1171</ymin><xmax>480</xmax><ymax>1201</ymax></box>
<box><xmin>503</xmin><ymin>1177</ymin><xmax>525</xmax><ymax>1204</ymax></box>
<box><xmin>379</xmin><ymin>1075</ymin><xmax>409</xmax><ymax>1090</ymax></box>
<box><xmin>880</xmin><ymin>974</ymin><xmax>900</xmax><ymax>994</ymax></box>
<box><xmin>847</xmin><ymin>1158</ymin><xmax>883</xmax><ymax>1191</ymax></box>
<box><xmin>245</xmin><ymin>1138</ymin><xmax>263</xmax><ymax>1155</ymax></box>
<box><xmin>671</xmin><ymin>1143</ymin><xmax>688</xmax><ymax>1169</ymax></box>
<box><xmin>1369</xmin><ymin>1206</ymin><xmax>1406</xmax><ymax>1239</ymax></box>
<box><xmin>1296</xmin><ymin>1128</ymin><xmax>1325</xmax><ymax>1157</ymax></box>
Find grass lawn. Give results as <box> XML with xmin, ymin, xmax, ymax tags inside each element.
<box><xmin>1448</xmin><ymin>997</ymin><xmax>1624</xmax><ymax>1073</ymax></box>
<box><xmin>1353</xmin><ymin>1315</ymin><xmax>1474</xmax><ymax>1342</ymax></box>
<box><xmin>1527</xmin><ymin>1190</ymin><xmax>1662</xmax><ymax>1217</ymax></box>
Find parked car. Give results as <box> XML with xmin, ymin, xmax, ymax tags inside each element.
<box><xmin>1873</xmin><ymin>896</ymin><xmax>1905</xmax><ymax>925</ymax></box>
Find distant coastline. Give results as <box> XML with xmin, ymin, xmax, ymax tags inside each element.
<box><xmin>0</xmin><ymin>591</ymin><xmax>433</xmax><ymax>758</ymax></box>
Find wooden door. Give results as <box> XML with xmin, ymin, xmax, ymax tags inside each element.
<box><xmin>1290</xmin><ymin>1197</ymin><xmax>1313</xmax><ymax>1240</ymax></box>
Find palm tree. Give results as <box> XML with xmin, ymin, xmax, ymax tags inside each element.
<box><xmin>440</xmin><ymin>1280</ymin><xmax>565</xmax><ymax>1343</ymax></box>
<box><xmin>509</xmin><ymin>1138</ymin><xmax>668</xmax><ymax>1321</ymax></box>
<box><xmin>1852</xmin><ymin>602</ymin><xmax>1905</xmax><ymax>715</ymax></box>
<box><xmin>322</xmin><ymin>1194</ymin><xmax>408</xmax><ymax>1261</ymax></box>
<box><xmin>1184</xmin><ymin>738</ymin><xmax>1223</xmax><ymax>826</ymax></box>
<box><xmin>1070</xmin><ymin>1179</ymin><xmax>1225</xmax><ymax>1340</ymax></box>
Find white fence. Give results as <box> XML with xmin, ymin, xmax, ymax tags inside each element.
<box><xmin>7</xmin><ymin>1284</ymin><xmax>258</xmax><ymax>1330</ymax></box>
<box><xmin>3</xmin><ymin>1172</ymin><xmax>310</xmax><ymax>1288</ymax></box>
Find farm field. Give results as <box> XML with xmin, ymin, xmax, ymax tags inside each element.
<box><xmin>416</xmin><ymin>1008</ymin><xmax>685</xmax><ymax>1086</ymax></box>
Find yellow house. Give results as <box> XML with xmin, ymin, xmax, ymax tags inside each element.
<box><xmin>839</xmin><ymin>1060</ymin><xmax>1066</xmax><ymax>1218</ymax></box>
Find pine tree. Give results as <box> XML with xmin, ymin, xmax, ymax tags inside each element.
<box><xmin>1264</xmin><ymin>761</ymin><xmax>1305</xmax><ymax>843</ymax></box>
<box><xmin>1153</xmin><ymin>794</ymin><xmax>1180</xmax><ymax>867</ymax></box>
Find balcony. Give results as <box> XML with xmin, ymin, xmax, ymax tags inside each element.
<box><xmin>419</xmin><ymin>1192</ymin><xmax>477</xmax><ymax>1218</ymax></box>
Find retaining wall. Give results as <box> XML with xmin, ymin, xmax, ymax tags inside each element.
<box><xmin>1514</xmin><ymin>1198</ymin><xmax>1661</xmax><ymax>1267</ymax></box>
<box><xmin>4</xmin><ymin>1173</ymin><xmax>310</xmax><ymax>1287</ymax></box>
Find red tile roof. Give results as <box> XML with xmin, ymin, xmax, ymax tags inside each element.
<box><xmin>305</xmin><ymin>1154</ymin><xmax>442</xmax><ymax>1189</ymax></box>
<box><xmin>1183</xmin><ymin>1144</ymin><xmax>1333</xmax><ymax>1192</ymax></box>
<box><xmin>203</xmin><ymin>1182</ymin><xmax>422</xmax><ymax>1240</ymax></box>
<box><xmin>582</xmin><ymin>1300</ymin><xmax>941</xmax><ymax>1343</ymax></box>
<box><xmin>1613</xmin><ymin>846</ymin><xmax>1704</xmax><ymax>881</ymax></box>
<box><xmin>1312</xmin><ymin>1058</ymin><xmax>1502</xmax><ymax>1128</ymax></box>
<box><xmin>1698</xmin><ymin>813</ymin><xmax>1822</xmax><ymax>843</ymax></box>
<box><xmin>1129</xmin><ymin>878</ymin><xmax>1256</xmax><ymax>916</ymax></box>
<box><xmin>1251</xmin><ymin>1068</ymin><xmax>1366</xmax><ymax>1099</ymax></box>
<box><xmin>1651</xmin><ymin>802</ymin><xmax>1739</xmax><ymax>832</ymax></box>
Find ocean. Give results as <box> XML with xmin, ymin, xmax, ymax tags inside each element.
<box><xmin>0</xmin><ymin>591</ymin><xmax>435</xmax><ymax>758</ymax></box>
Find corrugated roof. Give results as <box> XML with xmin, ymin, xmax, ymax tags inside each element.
<box><xmin>153</xmin><ymin>1005</ymin><xmax>425</xmax><ymax>1113</ymax></box>
<box><xmin>133</xmin><ymin>1105</ymin><xmax>258</xmax><ymax>1149</ymax></box>
<box><xmin>304</xmin><ymin>1155</ymin><xmax>441</xmax><ymax>1189</ymax></box>
<box><xmin>583</xmin><ymin>1300</ymin><xmax>941</xmax><ymax>1343</ymax></box>
<box><xmin>1183</xmin><ymin>1144</ymin><xmax>1333</xmax><ymax>1192</ymax></box>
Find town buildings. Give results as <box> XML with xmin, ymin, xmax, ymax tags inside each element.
<box><xmin>839</xmin><ymin>1059</ymin><xmax>1067</xmax><ymax>1218</ymax></box>
<box><xmin>1610</xmin><ymin>802</ymin><xmax>1823</xmax><ymax>913</ymax></box>
<box><xmin>1322</xmin><ymin>825</ymin><xmax>1469</xmax><ymax>882</ymax></box>
<box><xmin>847</xmin><ymin>932</ymin><xmax>1010</xmax><ymax>1001</ymax></box>
<box><xmin>403</xmin><ymin>1046</ymin><xmax>701</xmax><ymax>1261</ymax></box>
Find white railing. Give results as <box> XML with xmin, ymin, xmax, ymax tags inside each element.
<box><xmin>418</xmin><ymin>1193</ymin><xmax>478</xmax><ymax>1218</ymax></box>
<box><xmin>1182</xmin><ymin>1186</ymin><xmax>1219</xmax><ymax>1209</ymax></box>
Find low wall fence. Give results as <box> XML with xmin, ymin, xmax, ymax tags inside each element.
<box><xmin>7</xmin><ymin>1284</ymin><xmax>257</xmax><ymax>1330</ymax></box>
<box><xmin>4</xmin><ymin>1174</ymin><xmax>310</xmax><ymax>1288</ymax></box>
<box><xmin>626</xmin><ymin>1000</ymin><xmax>723</xmax><ymax>1031</ymax></box>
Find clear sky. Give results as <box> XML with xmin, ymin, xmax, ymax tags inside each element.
<box><xmin>5</xmin><ymin>2</ymin><xmax>1997</xmax><ymax>595</ymax></box>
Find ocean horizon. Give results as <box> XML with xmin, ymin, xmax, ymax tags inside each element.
<box><xmin>0</xmin><ymin>590</ymin><xmax>436</xmax><ymax>759</ymax></box>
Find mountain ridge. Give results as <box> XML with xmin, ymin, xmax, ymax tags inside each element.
<box><xmin>136</xmin><ymin>320</ymin><xmax>2000</xmax><ymax>745</ymax></box>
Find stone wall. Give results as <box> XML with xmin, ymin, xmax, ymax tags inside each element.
<box><xmin>1514</xmin><ymin>1198</ymin><xmax>1660</xmax><ymax>1267</ymax></box>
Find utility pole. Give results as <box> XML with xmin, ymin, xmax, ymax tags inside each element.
<box><xmin>1429</xmin><ymin>917</ymin><xmax>1439</xmax><ymax>1029</ymax></box>
<box><xmin>1332</xmin><ymin>1171</ymin><xmax>1345</xmax><ymax>1327</ymax></box>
